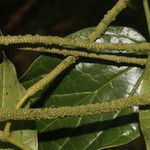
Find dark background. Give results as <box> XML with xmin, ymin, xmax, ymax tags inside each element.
<box><xmin>0</xmin><ymin>0</ymin><xmax>149</xmax><ymax>149</ymax></box>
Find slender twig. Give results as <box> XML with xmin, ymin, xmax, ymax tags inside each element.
<box><xmin>0</xmin><ymin>130</ymin><xmax>31</xmax><ymax>150</ymax></box>
<box><xmin>0</xmin><ymin>94</ymin><xmax>150</xmax><ymax>121</ymax></box>
<box><xmin>0</xmin><ymin>35</ymin><xmax>150</xmax><ymax>52</ymax></box>
<box><xmin>88</xmin><ymin>0</ymin><xmax>127</xmax><ymax>41</ymax></box>
<box><xmin>6</xmin><ymin>135</ymin><xmax>32</xmax><ymax>150</ymax></box>
<box><xmin>19</xmin><ymin>47</ymin><xmax>147</xmax><ymax>65</ymax></box>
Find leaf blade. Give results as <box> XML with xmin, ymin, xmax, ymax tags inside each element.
<box><xmin>21</xmin><ymin>26</ymin><xmax>145</xmax><ymax>150</ymax></box>
<box><xmin>0</xmin><ymin>58</ymin><xmax>38</xmax><ymax>150</ymax></box>
<box><xmin>139</xmin><ymin>54</ymin><xmax>150</xmax><ymax>150</ymax></box>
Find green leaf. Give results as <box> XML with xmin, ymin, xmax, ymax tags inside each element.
<box><xmin>0</xmin><ymin>58</ymin><xmax>38</xmax><ymax>150</ymax></box>
<box><xmin>140</xmin><ymin>110</ymin><xmax>150</xmax><ymax>150</ymax></box>
<box><xmin>139</xmin><ymin>54</ymin><xmax>150</xmax><ymax>150</ymax></box>
<box><xmin>21</xmin><ymin>26</ymin><xmax>145</xmax><ymax>150</ymax></box>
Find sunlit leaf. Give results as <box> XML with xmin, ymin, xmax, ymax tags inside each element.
<box><xmin>21</xmin><ymin>26</ymin><xmax>145</xmax><ymax>149</ymax></box>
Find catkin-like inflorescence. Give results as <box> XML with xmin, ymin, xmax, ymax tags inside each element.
<box><xmin>15</xmin><ymin>56</ymin><xmax>76</xmax><ymax>109</ymax></box>
<box><xmin>0</xmin><ymin>35</ymin><xmax>150</xmax><ymax>53</ymax></box>
<box><xmin>19</xmin><ymin>47</ymin><xmax>147</xmax><ymax>65</ymax></box>
<box><xmin>27</xmin><ymin>55</ymin><xmax>76</xmax><ymax>96</ymax></box>
<box><xmin>0</xmin><ymin>94</ymin><xmax>150</xmax><ymax>121</ymax></box>
<box><xmin>88</xmin><ymin>0</ymin><xmax>127</xmax><ymax>41</ymax></box>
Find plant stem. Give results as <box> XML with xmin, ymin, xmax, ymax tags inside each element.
<box><xmin>0</xmin><ymin>130</ymin><xmax>32</xmax><ymax>150</ymax></box>
<box><xmin>19</xmin><ymin>47</ymin><xmax>147</xmax><ymax>65</ymax></box>
<box><xmin>3</xmin><ymin>123</ymin><xmax>11</xmax><ymax>137</ymax></box>
<box><xmin>88</xmin><ymin>0</ymin><xmax>127</xmax><ymax>41</ymax></box>
<box><xmin>143</xmin><ymin>0</ymin><xmax>150</xmax><ymax>38</ymax></box>
<box><xmin>0</xmin><ymin>94</ymin><xmax>149</xmax><ymax>120</ymax></box>
<box><xmin>0</xmin><ymin>35</ymin><xmax>150</xmax><ymax>53</ymax></box>
<box><xmin>6</xmin><ymin>135</ymin><xmax>32</xmax><ymax>150</ymax></box>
